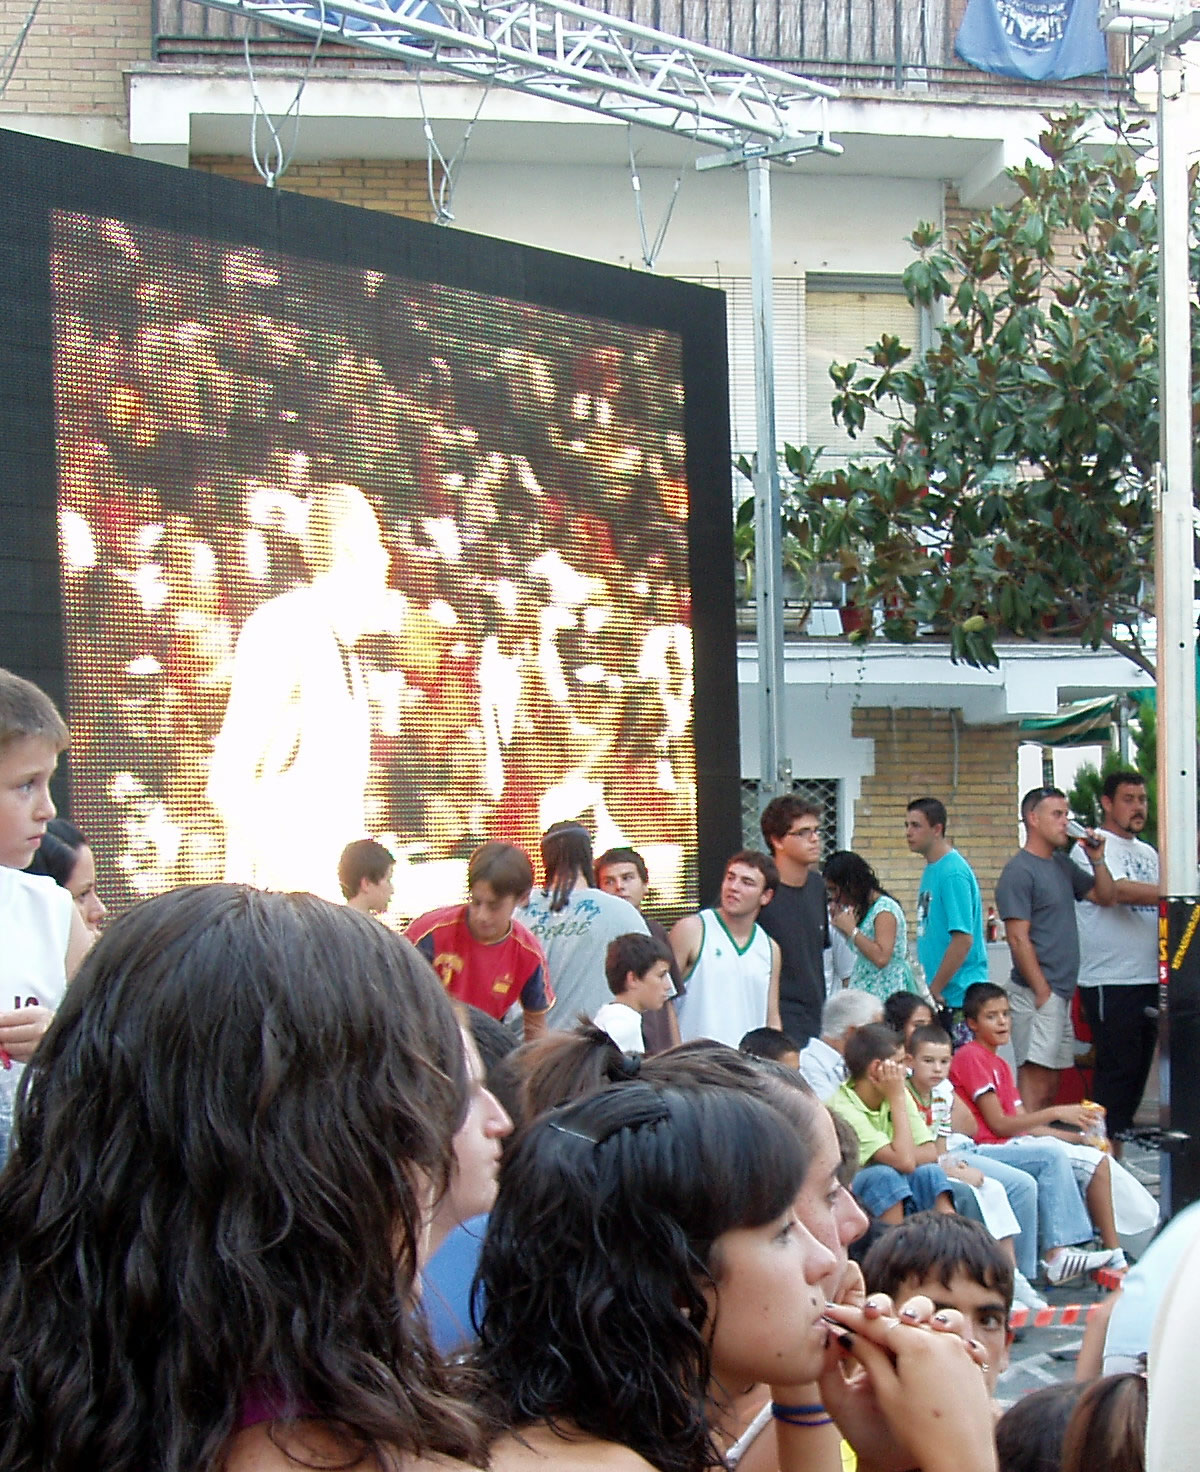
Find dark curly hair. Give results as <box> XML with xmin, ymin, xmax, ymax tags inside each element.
<box><xmin>474</xmin><ymin>1081</ymin><xmax>809</xmax><ymax>1472</ymax></box>
<box><xmin>0</xmin><ymin>883</ymin><xmax>489</xmax><ymax>1472</ymax></box>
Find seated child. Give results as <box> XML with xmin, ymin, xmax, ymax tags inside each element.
<box><xmin>862</xmin><ymin>1210</ymin><xmax>1013</xmax><ymax>1405</ymax></box>
<box><xmin>406</xmin><ymin>842</ymin><xmax>553</xmax><ymax>1040</ymax></box>
<box><xmin>592</xmin><ymin>932</ymin><xmax>674</xmax><ymax>1054</ymax></box>
<box><xmin>906</xmin><ymin>1022</ymin><xmax>1044</xmax><ymax>1307</ymax></box>
<box><xmin>738</xmin><ymin>1025</ymin><xmax>801</xmax><ymax>1069</ymax></box>
<box><xmin>826</xmin><ymin>1023</ymin><xmax>956</xmax><ymax>1223</ymax></box>
<box><xmin>950</xmin><ymin>982</ymin><xmax>1130</xmax><ymax>1282</ymax></box>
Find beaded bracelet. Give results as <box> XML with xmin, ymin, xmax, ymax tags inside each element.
<box><xmin>771</xmin><ymin>1402</ymin><xmax>834</xmax><ymax>1428</ymax></box>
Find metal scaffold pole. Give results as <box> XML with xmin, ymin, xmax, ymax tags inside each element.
<box><xmin>746</xmin><ymin>156</ymin><xmax>788</xmax><ymax>796</ymax></box>
<box><xmin>1153</xmin><ymin>51</ymin><xmax>1200</xmax><ymax>1216</ymax></box>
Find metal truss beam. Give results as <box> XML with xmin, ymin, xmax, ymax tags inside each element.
<box><xmin>189</xmin><ymin>0</ymin><xmax>841</xmax><ymax>156</ymax></box>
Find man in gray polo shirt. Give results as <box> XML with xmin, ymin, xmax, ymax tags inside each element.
<box><xmin>995</xmin><ymin>786</ymin><xmax>1114</xmax><ymax>1112</ymax></box>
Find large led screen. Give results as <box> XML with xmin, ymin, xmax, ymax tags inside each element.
<box><xmin>0</xmin><ymin>131</ymin><xmax>739</xmax><ymax>917</ymax></box>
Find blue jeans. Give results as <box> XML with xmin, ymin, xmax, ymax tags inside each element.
<box><xmin>853</xmin><ymin>1161</ymin><xmax>954</xmax><ymax>1218</ymax></box>
<box><xmin>970</xmin><ymin>1137</ymin><xmax>1093</xmax><ymax>1261</ymax></box>
<box><xmin>953</xmin><ymin>1149</ymin><xmax>1040</xmax><ymax>1280</ymax></box>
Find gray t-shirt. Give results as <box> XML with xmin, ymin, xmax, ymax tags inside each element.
<box><xmin>517</xmin><ymin>886</ymin><xmax>649</xmax><ymax>1030</ymax></box>
<box><xmin>995</xmin><ymin>848</ymin><xmax>1095</xmax><ymax>999</ymax></box>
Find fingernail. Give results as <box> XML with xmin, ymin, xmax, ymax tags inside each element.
<box><xmin>901</xmin><ymin>1307</ymin><xmax>921</xmax><ymax>1320</ymax></box>
<box><xmin>968</xmin><ymin>1339</ymin><xmax>984</xmax><ymax>1353</ymax></box>
<box><xmin>932</xmin><ymin>1312</ymin><xmax>952</xmax><ymax>1326</ymax></box>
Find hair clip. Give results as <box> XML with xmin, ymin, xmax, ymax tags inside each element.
<box><xmin>548</xmin><ymin>1120</ymin><xmax>598</xmax><ymax>1144</ymax></box>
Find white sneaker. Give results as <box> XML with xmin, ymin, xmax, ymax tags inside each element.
<box><xmin>1012</xmin><ymin>1269</ymin><xmax>1049</xmax><ymax>1311</ymax></box>
<box><xmin>1044</xmin><ymin>1246</ymin><xmax>1118</xmax><ymax>1285</ymax></box>
<box><xmin>1106</xmin><ymin>1248</ymin><xmax>1129</xmax><ymax>1272</ymax></box>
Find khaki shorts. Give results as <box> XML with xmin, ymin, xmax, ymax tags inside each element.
<box><xmin>1004</xmin><ymin>983</ymin><xmax>1076</xmax><ymax>1071</ymax></box>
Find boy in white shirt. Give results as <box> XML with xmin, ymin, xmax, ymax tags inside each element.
<box><xmin>592</xmin><ymin>932</ymin><xmax>674</xmax><ymax>1055</ymax></box>
<box><xmin>0</xmin><ymin>670</ymin><xmax>91</xmax><ymax>1157</ymax></box>
<box><xmin>907</xmin><ymin>1022</ymin><xmax>1045</xmax><ymax>1308</ymax></box>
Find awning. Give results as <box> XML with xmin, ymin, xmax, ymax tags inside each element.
<box><xmin>1018</xmin><ymin>695</ymin><xmax>1120</xmax><ymax>748</ymax></box>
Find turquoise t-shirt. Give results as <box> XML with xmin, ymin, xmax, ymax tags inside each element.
<box><xmin>915</xmin><ymin>849</ymin><xmax>988</xmax><ymax>1008</ymax></box>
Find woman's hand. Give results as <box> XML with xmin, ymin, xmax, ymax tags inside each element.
<box><xmin>820</xmin><ymin>1300</ymin><xmax>997</xmax><ymax>1472</ymax></box>
<box><xmin>830</xmin><ymin>904</ymin><xmax>857</xmax><ymax>938</ymax></box>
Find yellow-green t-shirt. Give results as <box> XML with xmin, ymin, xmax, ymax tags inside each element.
<box><xmin>827</xmin><ymin>1079</ymin><xmax>933</xmax><ymax>1167</ymax></box>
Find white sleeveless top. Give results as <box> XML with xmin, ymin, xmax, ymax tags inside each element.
<box><xmin>675</xmin><ymin>909</ymin><xmax>774</xmax><ymax>1047</ymax></box>
<box><xmin>0</xmin><ymin>868</ymin><xmax>72</xmax><ymax>1115</ymax></box>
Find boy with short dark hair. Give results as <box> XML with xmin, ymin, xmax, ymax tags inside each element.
<box><xmin>406</xmin><ymin>841</ymin><xmax>553</xmax><ymax>1039</ymax></box>
<box><xmin>826</xmin><ymin>1022</ymin><xmax>956</xmax><ymax>1224</ymax></box>
<box><xmin>593</xmin><ymin>932</ymin><xmax>674</xmax><ymax>1054</ymax></box>
<box><xmin>757</xmin><ymin>794</ymin><xmax>829</xmax><ymax>1048</ymax></box>
<box><xmin>949</xmin><ymin>981</ymin><xmax>1124</xmax><ymax>1284</ymax></box>
<box><xmin>337</xmin><ymin>837</ymin><xmax>395</xmax><ymax>915</ymax></box>
<box><xmin>671</xmin><ymin>849</ymin><xmax>782</xmax><ymax>1048</ymax></box>
<box><xmin>862</xmin><ymin>1210</ymin><xmax>1014</xmax><ymax>1398</ymax></box>
<box><xmin>739</xmin><ymin>1025</ymin><xmax>801</xmax><ymax>1069</ymax></box>
<box><xmin>0</xmin><ymin>669</ymin><xmax>91</xmax><ymax>1158</ymax></box>
<box><xmin>595</xmin><ymin>844</ymin><xmax>683</xmax><ymax>1054</ymax></box>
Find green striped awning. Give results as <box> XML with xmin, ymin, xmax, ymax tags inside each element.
<box><xmin>1018</xmin><ymin>695</ymin><xmax>1119</xmax><ymax>748</ymax></box>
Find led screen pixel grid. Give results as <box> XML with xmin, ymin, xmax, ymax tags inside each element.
<box><xmin>0</xmin><ymin>132</ymin><xmax>738</xmax><ymax>918</ymax></box>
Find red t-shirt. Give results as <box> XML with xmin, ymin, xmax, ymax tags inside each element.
<box><xmin>405</xmin><ymin>905</ymin><xmax>553</xmax><ymax>1020</ymax></box>
<box><xmin>949</xmin><ymin>1040</ymin><xmax>1023</xmax><ymax>1145</ymax></box>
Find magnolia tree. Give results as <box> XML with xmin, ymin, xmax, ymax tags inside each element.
<box><xmin>783</xmin><ymin>110</ymin><xmax>1172</xmax><ymax>674</ymax></box>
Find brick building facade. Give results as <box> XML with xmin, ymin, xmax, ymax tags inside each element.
<box><xmin>849</xmin><ymin>706</ymin><xmax>1021</xmax><ymax>915</ymax></box>
<box><xmin>192</xmin><ymin>153</ymin><xmax>432</xmax><ymax>218</ymax></box>
<box><xmin>0</xmin><ymin>0</ymin><xmax>146</xmax><ymax>126</ymax></box>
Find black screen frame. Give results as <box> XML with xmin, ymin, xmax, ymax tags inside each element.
<box><xmin>0</xmin><ymin>126</ymin><xmax>740</xmax><ymax>907</ymax></box>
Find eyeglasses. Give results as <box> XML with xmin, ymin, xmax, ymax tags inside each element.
<box><xmin>786</xmin><ymin>825</ymin><xmax>821</xmax><ymax>839</ymax></box>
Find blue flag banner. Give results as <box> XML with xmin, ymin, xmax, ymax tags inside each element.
<box><xmin>955</xmin><ymin>0</ymin><xmax>1108</xmax><ymax>81</ymax></box>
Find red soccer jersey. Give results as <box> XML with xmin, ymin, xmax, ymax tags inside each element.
<box><xmin>949</xmin><ymin>1040</ymin><xmax>1024</xmax><ymax>1145</ymax></box>
<box><xmin>405</xmin><ymin>905</ymin><xmax>553</xmax><ymax>1020</ymax></box>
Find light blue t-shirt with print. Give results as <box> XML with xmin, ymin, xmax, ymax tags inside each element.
<box><xmin>916</xmin><ymin>849</ymin><xmax>988</xmax><ymax>1008</ymax></box>
<box><xmin>516</xmin><ymin>886</ymin><xmax>649</xmax><ymax>1030</ymax></box>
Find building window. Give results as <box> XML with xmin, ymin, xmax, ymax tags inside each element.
<box><xmin>804</xmin><ymin>275</ymin><xmax>920</xmax><ymax>467</ymax></box>
<box><xmin>741</xmin><ymin>777</ymin><xmax>840</xmax><ymax>859</ymax></box>
<box><xmin>683</xmin><ymin>273</ymin><xmax>920</xmax><ymax>472</ymax></box>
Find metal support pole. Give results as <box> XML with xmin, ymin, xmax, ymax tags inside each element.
<box><xmin>1155</xmin><ymin>56</ymin><xmax>1200</xmax><ymax>1218</ymax></box>
<box><xmin>747</xmin><ymin>156</ymin><xmax>789</xmax><ymax>797</ymax></box>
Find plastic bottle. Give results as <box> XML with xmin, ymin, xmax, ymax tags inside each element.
<box><xmin>985</xmin><ymin>905</ymin><xmax>1000</xmax><ymax>943</ymax></box>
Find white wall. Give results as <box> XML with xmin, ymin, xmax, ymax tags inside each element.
<box><xmin>448</xmin><ymin>163</ymin><xmax>943</xmax><ymax>276</ymax></box>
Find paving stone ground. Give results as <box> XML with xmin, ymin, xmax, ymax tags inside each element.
<box><xmin>996</xmin><ymin>1133</ymin><xmax>1159</xmax><ymax>1407</ymax></box>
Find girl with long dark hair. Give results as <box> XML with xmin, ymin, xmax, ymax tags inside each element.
<box><xmin>823</xmin><ymin>850</ymin><xmax>919</xmax><ymax>1001</ymax></box>
<box><xmin>478</xmin><ymin>1071</ymin><xmax>998</xmax><ymax>1472</ymax></box>
<box><xmin>0</xmin><ymin>883</ymin><xmax>489</xmax><ymax>1472</ymax></box>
